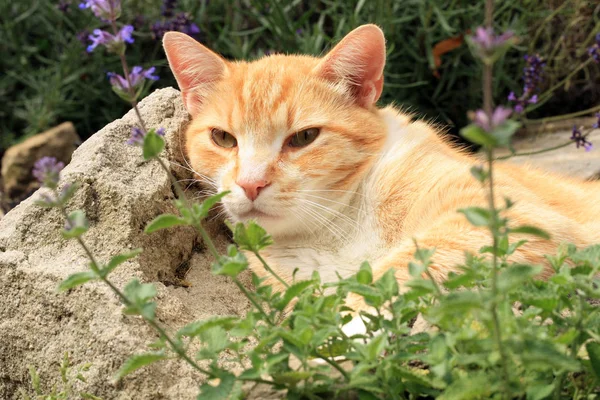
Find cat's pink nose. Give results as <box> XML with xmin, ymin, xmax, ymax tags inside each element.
<box><xmin>236</xmin><ymin>179</ymin><xmax>271</xmax><ymax>201</ymax></box>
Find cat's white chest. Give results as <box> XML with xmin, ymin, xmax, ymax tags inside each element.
<box><xmin>264</xmin><ymin>213</ymin><xmax>384</xmax><ymax>283</ymax></box>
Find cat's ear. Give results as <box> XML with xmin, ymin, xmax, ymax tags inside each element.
<box><xmin>315</xmin><ymin>24</ymin><xmax>386</xmax><ymax>108</ymax></box>
<box><xmin>163</xmin><ymin>32</ymin><xmax>227</xmax><ymax>116</ymax></box>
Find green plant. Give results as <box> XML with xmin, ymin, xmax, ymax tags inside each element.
<box><xmin>20</xmin><ymin>352</ymin><xmax>102</xmax><ymax>400</ymax></box>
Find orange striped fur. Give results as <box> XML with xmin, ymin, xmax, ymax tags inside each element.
<box><xmin>163</xmin><ymin>25</ymin><xmax>600</xmax><ymax>311</ymax></box>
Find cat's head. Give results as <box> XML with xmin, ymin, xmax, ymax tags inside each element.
<box><xmin>163</xmin><ymin>25</ymin><xmax>387</xmax><ymax>238</ymax></box>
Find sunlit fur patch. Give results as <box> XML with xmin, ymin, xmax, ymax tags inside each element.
<box><xmin>185</xmin><ymin>54</ymin><xmax>387</xmax><ymax>237</ymax></box>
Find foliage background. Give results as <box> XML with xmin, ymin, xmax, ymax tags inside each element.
<box><xmin>1</xmin><ymin>0</ymin><xmax>599</xmax><ymax>153</ymax></box>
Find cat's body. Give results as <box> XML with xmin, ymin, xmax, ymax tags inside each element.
<box><xmin>163</xmin><ymin>25</ymin><xmax>600</xmax><ymax>308</ymax></box>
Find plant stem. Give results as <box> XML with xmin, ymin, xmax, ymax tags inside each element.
<box><xmin>524</xmin><ymin>104</ymin><xmax>600</xmax><ymax>125</ymax></box>
<box><xmin>312</xmin><ymin>352</ymin><xmax>350</xmax><ymax>381</ymax></box>
<box><xmin>485</xmin><ymin>148</ymin><xmax>511</xmax><ymax>399</ymax></box>
<box><xmin>233</xmin><ymin>278</ymin><xmax>275</xmax><ymax>326</ymax></box>
<box><xmin>495</xmin><ymin>128</ymin><xmax>594</xmax><ymax>160</ymax></box>
<box><xmin>109</xmin><ymin>19</ymin><xmax>148</xmax><ymax>134</ymax></box>
<box><xmin>56</xmin><ymin>202</ymin><xmax>216</xmax><ymax>379</ymax></box>
<box><xmin>254</xmin><ymin>251</ymin><xmax>289</xmax><ymax>289</ymax></box>
<box><xmin>153</xmin><ymin>154</ymin><xmax>221</xmax><ymax>261</ymax></box>
<box><xmin>483</xmin><ymin>1</ymin><xmax>511</xmax><ymax>398</ymax></box>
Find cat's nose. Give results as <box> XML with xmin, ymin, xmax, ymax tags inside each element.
<box><xmin>236</xmin><ymin>179</ymin><xmax>271</xmax><ymax>201</ymax></box>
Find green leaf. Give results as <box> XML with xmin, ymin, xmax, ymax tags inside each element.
<box><xmin>198</xmin><ymin>372</ymin><xmax>242</xmax><ymax>400</ymax></box>
<box><xmin>526</xmin><ymin>384</ymin><xmax>554</xmax><ymax>400</ymax></box>
<box><xmin>437</xmin><ymin>372</ymin><xmax>491</xmax><ymax>400</ymax></box>
<box><xmin>497</xmin><ymin>264</ymin><xmax>542</xmax><ymax>292</ymax></box>
<box><xmin>408</xmin><ymin>261</ymin><xmax>425</xmax><ymax>277</ymax></box>
<box><xmin>62</xmin><ymin>210</ymin><xmax>89</xmax><ymax>239</ymax></box>
<box><xmin>80</xmin><ymin>393</ymin><xmax>104</xmax><ymax>400</ymax></box>
<box><xmin>276</xmin><ymin>280</ymin><xmax>316</xmax><ymax>310</ymax></box>
<box><xmin>520</xmin><ymin>340</ymin><xmax>580</xmax><ymax>372</ymax></box>
<box><xmin>142</xmin><ymin>129</ymin><xmax>165</xmax><ymax>160</ymax></box>
<box><xmin>123</xmin><ymin>279</ymin><xmax>157</xmax><ymax>319</ymax></box>
<box><xmin>80</xmin><ymin>393</ymin><xmax>103</xmax><ymax>400</ymax></box>
<box><xmin>366</xmin><ymin>334</ymin><xmax>387</xmax><ymax>360</ymax></box>
<box><xmin>458</xmin><ymin>207</ymin><xmax>491</xmax><ymax>227</ymax></box>
<box><xmin>114</xmin><ymin>351</ymin><xmax>167</xmax><ymax>380</ymax></box>
<box><xmin>346</xmin><ymin>283</ymin><xmax>384</xmax><ymax>306</ymax></box>
<box><xmin>212</xmin><ymin>245</ymin><xmax>248</xmax><ymax>277</ymax></box>
<box><xmin>510</xmin><ymin>225</ymin><xmax>550</xmax><ymax>240</ymax></box>
<box><xmin>356</xmin><ymin>262</ymin><xmax>373</xmax><ymax>284</ymax></box>
<box><xmin>193</xmin><ymin>192</ymin><xmax>230</xmax><ymax>220</ymax></box>
<box><xmin>58</xmin><ymin>271</ymin><xmax>98</xmax><ymax>291</ymax></box>
<box><xmin>470</xmin><ymin>165</ymin><xmax>488</xmax><ymax>183</ymax></box>
<box><xmin>177</xmin><ymin>316</ymin><xmax>238</xmax><ymax>338</ymax></box>
<box><xmin>102</xmin><ymin>248</ymin><xmax>142</xmax><ymax>277</ymax></box>
<box><xmin>492</xmin><ymin>120</ymin><xmax>521</xmax><ymax>147</ymax></box>
<box><xmin>145</xmin><ymin>214</ymin><xmax>187</xmax><ymax>234</ymax></box>
<box><xmin>375</xmin><ymin>269</ymin><xmax>399</xmax><ymax>298</ymax></box>
<box><xmin>571</xmin><ymin>245</ymin><xmax>600</xmax><ymax>268</ymax></box>
<box><xmin>233</xmin><ymin>220</ymin><xmax>273</xmax><ymax>252</ymax></box>
<box><xmin>443</xmin><ymin>270</ymin><xmax>476</xmax><ymax>289</ymax></box>
<box><xmin>586</xmin><ymin>342</ymin><xmax>600</xmax><ymax>380</ymax></box>
<box><xmin>272</xmin><ymin>370</ymin><xmax>314</xmax><ymax>385</ymax></box>
<box><xmin>28</xmin><ymin>365</ymin><xmax>41</xmax><ymax>394</ymax></box>
<box><xmin>507</xmin><ymin>239</ymin><xmax>528</xmax><ymax>255</ymax></box>
<box><xmin>460</xmin><ymin>124</ymin><xmax>497</xmax><ymax>147</ymax></box>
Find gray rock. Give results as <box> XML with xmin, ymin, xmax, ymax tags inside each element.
<box><xmin>0</xmin><ymin>88</ymin><xmax>249</xmax><ymax>399</ymax></box>
<box><xmin>1</xmin><ymin>122</ymin><xmax>81</xmax><ymax>206</ymax></box>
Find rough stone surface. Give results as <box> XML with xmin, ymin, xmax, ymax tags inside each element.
<box><xmin>1</xmin><ymin>122</ymin><xmax>81</xmax><ymax>206</ymax></box>
<box><xmin>495</xmin><ymin>119</ymin><xmax>600</xmax><ymax>180</ymax></box>
<box><xmin>0</xmin><ymin>88</ymin><xmax>250</xmax><ymax>399</ymax></box>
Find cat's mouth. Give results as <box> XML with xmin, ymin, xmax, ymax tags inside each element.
<box><xmin>237</xmin><ymin>209</ymin><xmax>276</xmax><ymax>220</ymax></box>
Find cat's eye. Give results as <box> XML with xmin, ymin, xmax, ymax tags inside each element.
<box><xmin>288</xmin><ymin>128</ymin><xmax>320</xmax><ymax>148</ymax></box>
<box><xmin>211</xmin><ymin>128</ymin><xmax>237</xmax><ymax>148</ymax></box>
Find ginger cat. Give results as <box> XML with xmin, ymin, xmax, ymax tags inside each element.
<box><xmin>163</xmin><ymin>25</ymin><xmax>600</xmax><ymax>312</ymax></box>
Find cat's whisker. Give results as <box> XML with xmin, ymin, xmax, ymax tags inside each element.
<box><xmin>297</xmin><ymin>189</ymin><xmax>366</xmax><ymax>198</ymax></box>
<box><xmin>295</xmin><ymin>202</ymin><xmax>353</xmax><ymax>244</ymax></box>
<box><xmin>294</xmin><ymin>203</ymin><xmax>349</xmax><ymax>244</ymax></box>
<box><xmin>296</xmin><ymin>198</ymin><xmax>361</xmax><ymax>231</ymax></box>
<box><xmin>294</xmin><ymin>192</ymin><xmax>366</xmax><ymax>213</ymax></box>
<box><xmin>169</xmin><ymin>160</ymin><xmax>218</xmax><ymax>188</ymax></box>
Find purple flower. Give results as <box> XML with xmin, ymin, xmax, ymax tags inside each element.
<box><xmin>296</xmin><ymin>28</ymin><xmax>304</xmax><ymax>35</ymax></box>
<box><xmin>57</xmin><ymin>0</ymin><xmax>71</xmax><ymax>12</ymax></box>
<box><xmin>77</xmin><ymin>30</ymin><xmax>91</xmax><ymax>47</ymax></box>
<box><xmin>471</xmin><ymin>27</ymin><xmax>514</xmax><ymax>52</ymax></box>
<box><xmin>33</xmin><ymin>157</ymin><xmax>65</xmax><ymax>188</ymax></box>
<box><xmin>87</xmin><ymin>25</ymin><xmax>134</xmax><ymax>54</ymax></box>
<box><xmin>508</xmin><ymin>54</ymin><xmax>546</xmax><ymax>114</ymax></box>
<box><xmin>151</xmin><ymin>12</ymin><xmax>199</xmax><ymax>40</ymax></box>
<box><xmin>588</xmin><ymin>33</ymin><xmax>600</xmax><ymax>63</ymax></box>
<box><xmin>127</xmin><ymin>126</ymin><xmax>145</xmax><ymax>146</ymax></box>
<box><xmin>473</xmin><ymin>106</ymin><xmax>513</xmax><ymax>132</ymax></box>
<box><xmin>107</xmin><ymin>66</ymin><xmax>158</xmax><ymax>99</ymax></box>
<box><xmin>161</xmin><ymin>0</ymin><xmax>178</xmax><ymax>18</ymax></box>
<box><xmin>593</xmin><ymin>112</ymin><xmax>600</xmax><ymax>129</ymax></box>
<box><xmin>79</xmin><ymin>0</ymin><xmax>121</xmax><ymax>21</ymax></box>
<box><xmin>570</xmin><ymin>125</ymin><xmax>593</xmax><ymax>152</ymax></box>
<box><xmin>127</xmin><ymin>126</ymin><xmax>165</xmax><ymax>146</ymax></box>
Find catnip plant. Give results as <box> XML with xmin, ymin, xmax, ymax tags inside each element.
<box><xmin>26</xmin><ymin>0</ymin><xmax>600</xmax><ymax>399</ymax></box>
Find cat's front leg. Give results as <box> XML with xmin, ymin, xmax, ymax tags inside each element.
<box><xmin>343</xmin><ymin>213</ymin><xmax>554</xmax><ymax>336</ymax></box>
